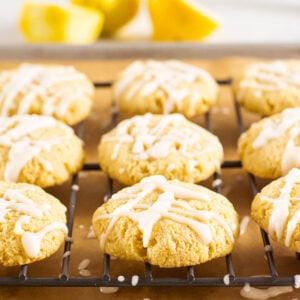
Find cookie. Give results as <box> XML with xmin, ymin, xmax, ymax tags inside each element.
<box><xmin>0</xmin><ymin>63</ymin><xmax>94</xmax><ymax>125</ymax></box>
<box><xmin>238</xmin><ymin>107</ymin><xmax>300</xmax><ymax>179</ymax></box>
<box><xmin>233</xmin><ymin>60</ymin><xmax>300</xmax><ymax>116</ymax></box>
<box><xmin>98</xmin><ymin>113</ymin><xmax>223</xmax><ymax>185</ymax></box>
<box><xmin>0</xmin><ymin>181</ymin><xmax>67</xmax><ymax>266</ymax></box>
<box><xmin>0</xmin><ymin>115</ymin><xmax>84</xmax><ymax>187</ymax></box>
<box><xmin>92</xmin><ymin>175</ymin><xmax>239</xmax><ymax>268</ymax></box>
<box><xmin>251</xmin><ymin>168</ymin><xmax>300</xmax><ymax>252</ymax></box>
<box><xmin>113</xmin><ymin>60</ymin><xmax>219</xmax><ymax>117</ymax></box>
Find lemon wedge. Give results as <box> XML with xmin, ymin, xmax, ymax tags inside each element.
<box><xmin>19</xmin><ymin>2</ymin><xmax>104</xmax><ymax>44</ymax></box>
<box><xmin>71</xmin><ymin>0</ymin><xmax>140</xmax><ymax>36</ymax></box>
<box><xmin>148</xmin><ymin>0</ymin><xmax>219</xmax><ymax>41</ymax></box>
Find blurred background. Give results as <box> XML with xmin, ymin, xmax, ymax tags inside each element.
<box><xmin>0</xmin><ymin>0</ymin><xmax>300</xmax><ymax>45</ymax></box>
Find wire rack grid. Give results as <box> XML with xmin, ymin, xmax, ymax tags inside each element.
<box><xmin>0</xmin><ymin>78</ymin><xmax>299</xmax><ymax>289</ymax></box>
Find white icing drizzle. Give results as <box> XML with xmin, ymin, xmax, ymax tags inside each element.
<box><xmin>131</xmin><ymin>275</ymin><xmax>139</xmax><ymax>286</ymax></box>
<box><xmin>239</xmin><ymin>216</ymin><xmax>250</xmax><ymax>236</ymax></box>
<box><xmin>117</xmin><ymin>275</ymin><xmax>125</xmax><ymax>282</ymax></box>
<box><xmin>0</xmin><ymin>187</ymin><xmax>68</xmax><ymax>258</ymax></box>
<box><xmin>281</xmin><ymin>126</ymin><xmax>300</xmax><ymax>175</ymax></box>
<box><xmin>22</xmin><ymin>222</ymin><xmax>68</xmax><ymax>257</ymax></box>
<box><xmin>13</xmin><ymin>215</ymin><xmax>31</xmax><ymax>234</ymax></box>
<box><xmin>114</xmin><ymin>60</ymin><xmax>216</xmax><ymax>114</ymax></box>
<box><xmin>295</xmin><ymin>274</ymin><xmax>300</xmax><ymax>288</ymax></box>
<box><xmin>186</xmin><ymin>160</ymin><xmax>198</xmax><ymax>173</ymax></box>
<box><xmin>238</xmin><ymin>61</ymin><xmax>300</xmax><ymax>95</ymax></box>
<box><xmin>0</xmin><ymin>188</ymin><xmax>50</xmax><ymax>222</ymax></box>
<box><xmin>62</xmin><ymin>251</ymin><xmax>71</xmax><ymax>258</ymax></box>
<box><xmin>102</xmin><ymin>113</ymin><xmax>222</xmax><ymax>166</ymax></box>
<box><xmin>252</xmin><ymin>108</ymin><xmax>300</xmax><ymax>174</ymax></box>
<box><xmin>167</xmin><ymin>164</ymin><xmax>176</xmax><ymax>172</ymax></box>
<box><xmin>240</xmin><ymin>283</ymin><xmax>293</xmax><ymax>300</ymax></box>
<box><xmin>253</xmin><ymin>108</ymin><xmax>300</xmax><ymax>148</ymax></box>
<box><xmin>223</xmin><ymin>274</ymin><xmax>230</xmax><ymax>285</ymax></box>
<box><xmin>212</xmin><ymin>178</ymin><xmax>222</xmax><ymax>188</ymax></box>
<box><xmin>258</xmin><ymin>168</ymin><xmax>300</xmax><ymax>247</ymax></box>
<box><xmin>95</xmin><ymin>175</ymin><xmax>235</xmax><ymax>250</ymax></box>
<box><xmin>0</xmin><ymin>63</ymin><xmax>91</xmax><ymax>117</ymax></box>
<box><xmin>0</xmin><ymin>115</ymin><xmax>73</xmax><ymax>182</ymax></box>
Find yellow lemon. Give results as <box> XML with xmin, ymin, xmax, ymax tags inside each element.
<box><xmin>71</xmin><ymin>0</ymin><xmax>140</xmax><ymax>35</ymax></box>
<box><xmin>148</xmin><ymin>0</ymin><xmax>219</xmax><ymax>41</ymax></box>
<box><xmin>19</xmin><ymin>2</ymin><xmax>104</xmax><ymax>44</ymax></box>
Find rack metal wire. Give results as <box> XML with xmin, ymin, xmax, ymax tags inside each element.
<box><xmin>0</xmin><ymin>78</ymin><xmax>298</xmax><ymax>288</ymax></box>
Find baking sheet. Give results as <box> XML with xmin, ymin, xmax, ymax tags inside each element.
<box><xmin>0</xmin><ymin>58</ymin><xmax>300</xmax><ymax>300</ymax></box>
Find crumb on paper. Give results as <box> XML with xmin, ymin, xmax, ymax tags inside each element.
<box><xmin>99</xmin><ymin>287</ymin><xmax>119</xmax><ymax>294</ymax></box>
<box><xmin>79</xmin><ymin>269</ymin><xmax>91</xmax><ymax>277</ymax></box>
<box><xmin>240</xmin><ymin>283</ymin><xmax>293</xmax><ymax>300</ymax></box>
<box><xmin>78</xmin><ymin>258</ymin><xmax>91</xmax><ymax>270</ymax></box>
<box><xmin>87</xmin><ymin>226</ymin><xmax>96</xmax><ymax>239</ymax></box>
<box><xmin>131</xmin><ymin>275</ymin><xmax>139</xmax><ymax>286</ymax></box>
<box><xmin>117</xmin><ymin>275</ymin><xmax>125</xmax><ymax>282</ymax></box>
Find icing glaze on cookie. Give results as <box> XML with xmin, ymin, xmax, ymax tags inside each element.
<box><xmin>102</xmin><ymin>113</ymin><xmax>222</xmax><ymax>162</ymax></box>
<box><xmin>259</xmin><ymin>168</ymin><xmax>300</xmax><ymax>247</ymax></box>
<box><xmin>252</xmin><ymin>108</ymin><xmax>300</xmax><ymax>175</ymax></box>
<box><xmin>0</xmin><ymin>63</ymin><xmax>90</xmax><ymax>117</ymax></box>
<box><xmin>238</xmin><ymin>61</ymin><xmax>300</xmax><ymax>94</ymax></box>
<box><xmin>114</xmin><ymin>60</ymin><xmax>215</xmax><ymax>114</ymax></box>
<box><xmin>95</xmin><ymin>175</ymin><xmax>235</xmax><ymax>249</ymax></box>
<box><xmin>0</xmin><ymin>115</ymin><xmax>74</xmax><ymax>182</ymax></box>
<box><xmin>0</xmin><ymin>187</ymin><xmax>67</xmax><ymax>257</ymax></box>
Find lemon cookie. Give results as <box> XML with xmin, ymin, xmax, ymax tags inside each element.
<box><xmin>251</xmin><ymin>168</ymin><xmax>300</xmax><ymax>252</ymax></box>
<box><xmin>98</xmin><ymin>113</ymin><xmax>223</xmax><ymax>185</ymax></box>
<box><xmin>0</xmin><ymin>181</ymin><xmax>67</xmax><ymax>266</ymax></box>
<box><xmin>92</xmin><ymin>175</ymin><xmax>239</xmax><ymax>268</ymax></box>
<box><xmin>0</xmin><ymin>63</ymin><xmax>94</xmax><ymax>125</ymax></box>
<box><xmin>0</xmin><ymin>115</ymin><xmax>84</xmax><ymax>187</ymax></box>
<box><xmin>113</xmin><ymin>60</ymin><xmax>219</xmax><ymax>117</ymax></box>
<box><xmin>233</xmin><ymin>60</ymin><xmax>300</xmax><ymax>116</ymax></box>
<box><xmin>238</xmin><ymin>107</ymin><xmax>300</xmax><ymax>179</ymax></box>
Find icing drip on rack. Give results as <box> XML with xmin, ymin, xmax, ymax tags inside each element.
<box><xmin>0</xmin><ymin>63</ymin><xmax>90</xmax><ymax>117</ymax></box>
<box><xmin>0</xmin><ymin>115</ymin><xmax>73</xmax><ymax>182</ymax></box>
<box><xmin>95</xmin><ymin>175</ymin><xmax>235</xmax><ymax>250</ymax></box>
<box><xmin>252</xmin><ymin>108</ymin><xmax>300</xmax><ymax>175</ymax></box>
<box><xmin>102</xmin><ymin>113</ymin><xmax>222</xmax><ymax>162</ymax></box>
<box><xmin>113</xmin><ymin>60</ymin><xmax>216</xmax><ymax>114</ymax></box>
<box><xmin>259</xmin><ymin>168</ymin><xmax>300</xmax><ymax>247</ymax></box>
<box><xmin>0</xmin><ymin>188</ymin><xmax>67</xmax><ymax>257</ymax></box>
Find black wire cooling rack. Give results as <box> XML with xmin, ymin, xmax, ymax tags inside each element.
<box><xmin>0</xmin><ymin>78</ymin><xmax>299</xmax><ymax>288</ymax></box>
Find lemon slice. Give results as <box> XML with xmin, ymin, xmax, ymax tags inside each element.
<box><xmin>19</xmin><ymin>2</ymin><xmax>104</xmax><ymax>44</ymax></box>
<box><xmin>148</xmin><ymin>0</ymin><xmax>219</xmax><ymax>41</ymax></box>
<box><xmin>71</xmin><ymin>0</ymin><xmax>140</xmax><ymax>36</ymax></box>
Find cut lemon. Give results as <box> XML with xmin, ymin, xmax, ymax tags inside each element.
<box><xmin>19</xmin><ymin>2</ymin><xmax>104</xmax><ymax>44</ymax></box>
<box><xmin>71</xmin><ymin>0</ymin><xmax>140</xmax><ymax>36</ymax></box>
<box><xmin>148</xmin><ymin>0</ymin><xmax>219</xmax><ymax>41</ymax></box>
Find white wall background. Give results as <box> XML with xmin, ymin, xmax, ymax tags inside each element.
<box><xmin>0</xmin><ymin>0</ymin><xmax>300</xmax><ymax>44</ymax></box>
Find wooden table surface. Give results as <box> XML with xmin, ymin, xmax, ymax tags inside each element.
<box><xmin>0</xmin><ymin>57</ymin><xmax>300</xmax><ymax>300</ymax></box>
